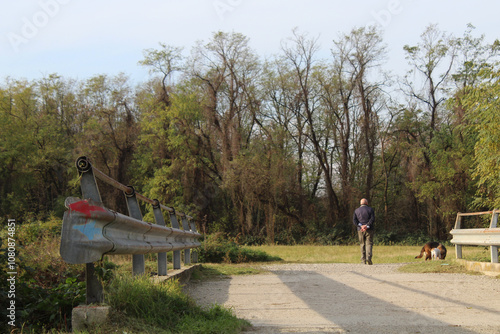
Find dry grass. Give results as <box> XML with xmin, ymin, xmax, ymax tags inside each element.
<box><xmin>19</xmin><ymin>234</ymin><xmax>85</xmax><ymax>287</ymax></box>
<box><xmin>247</xmin><ymin>245</ymin><xmax>424</xmax><ymax>264</ymax></box>
<box><xmin>247</xmin><ymin>244</ymin><xmax>494</xmax><ymax>264</ymax></box>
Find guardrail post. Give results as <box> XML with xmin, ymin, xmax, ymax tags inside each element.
<box><xmin>182</xmin><ymin>216</ymin><xmax>191</xmax><ymax>265</ymax></box>
<box><xmin>492</xmin><ymin>246</ymin><xmax>499</xmax><ymax>263</ymax></box>
<box><xmin>125</xmin><ymin>186</ymin><xmax>145</xmax><ymax>275</ymax></box>
<box><xmin>455</xmin><ymin>213</ymin><xmax>463</xmax><ymax>259</ymax></box>
<box><xmin>75</xmin><ymin>157</ymin><xmax>104</xmax><ymax>304</ymax></box>
<box><xmin>153</xmin><ymin>200</ymin><xmax>168</xmax><ymax>275</ymax></box>
<box><xmin>190</xmin><ymin>219</ymin><xmax>198</xmax><ymax>263</ymax></box>
<box><xmin>491</xmin><ymin>210</ymin><xmax>499</xmax><ymax>263</ymax></box>
<box><xmin>169</xmin><ymin>211</ymin><xmax>181</xmax><ymax>269</ymax></box>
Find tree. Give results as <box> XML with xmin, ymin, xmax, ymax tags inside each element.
<box><xmin>279</xmin><ymin>29</ymin><xmax>343</xmax><ymax>228</ymax></box>
<box><xmin>331</xmin><ymin>26</ymin><xmax>386</xmax><ymax>210</ymax></box>
<box><xmin>0</xmin><ymin>76</ymin><xmax>76</xmax><ymax>218</ymax></box>
<box><xmin>135</xmin><ymin>80</ymin><xmax>210</xmax><ymax>221</ymax></box>
<box><xmin>402</xmin><ymin>24</ymin><xmax>455</xmax><ymax>141</ymax></box>
<box><xmin>377</xmin><ymin>103</ymin><xmax>404</xmax><ymax>229</ymax></box>
<box><xmin>138</xmin><ymin>43</ymin><xmax>184</xmax><ymax>106</ymax></box>
<box><xmin>185</xmin><ymin>31</ymin><xmax>261</xmax><ymax>235</ymax></box>
<box><xmin>76</xmin><ymin>74</ymin><xmax>139</xmax><ymax>212</ymax></box>
<box><xmin>399</xmin><ymin>24</ymin><xmax>458</xmax><ymax>237</ymax></box>
<box><xmin>462</xmin><ymin>68</ymin><xmax>500</xmax><ymax>209</ymax></box>
<box><xmin>260</xmin><ymin>43</ymin><xmax>317</xmax><ymax>236</ymax></box>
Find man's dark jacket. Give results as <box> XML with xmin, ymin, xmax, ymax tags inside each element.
<box><xmin>353</xmin><ymin>205</ymin><xmax>375</xmax><ymax>231</ymax></box>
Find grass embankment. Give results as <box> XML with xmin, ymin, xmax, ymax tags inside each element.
<box><xmin>80</xmin><ymin>273</ymin><xmax>250</xmax><ymax>334</ymax></box>
<box><xmin>0</xmin><ymin>221</ymin><xmax>253</xmax><ymax>334</ymax></box>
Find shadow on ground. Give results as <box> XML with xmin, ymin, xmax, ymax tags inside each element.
<box><xmin>186</xmin><ymin>264</ymin><xmax>500</xmax><ymax>333</ymax></box>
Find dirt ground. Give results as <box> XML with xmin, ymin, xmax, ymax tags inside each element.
<box><xmin>184</xmin><ymin>263</ymin><xmax>500</xmax><ymax>334</ymax></box>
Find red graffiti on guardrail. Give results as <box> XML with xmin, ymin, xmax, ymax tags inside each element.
<box><xmin>68</xmin><ymin>200</ymin><xmax>106</xmax><ymax>218</ymax></box>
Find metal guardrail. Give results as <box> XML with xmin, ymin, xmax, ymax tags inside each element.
<box><xmin>60</xmin><ymin>197</ymin><xmax>200</xmax><ymax>264</ymax></box>
<box><xmin>60</xmin><ymin>156</ymin><xmax>201</xmax><ymax>304</ymax></box>
<box><xmin>450</xmin><ymin>210</ymin><xmax>500</xmax><ymax>264</ymax></box>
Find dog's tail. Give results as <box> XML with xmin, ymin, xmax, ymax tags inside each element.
<box><xmin>415</xmin><ymin>246</ymin><xmax>425</xmax><ymax>259</ymax></box>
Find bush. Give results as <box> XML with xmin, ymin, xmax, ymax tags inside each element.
<box><xmin>375</xmin><ymin>231</ymin><xmax>401</xmax><ymax>245</ymax></box>
<box><xmin>198</xmin><ymin>233</ymin><xmax>281</xmax><ymax>263</ymax></box>
<box><xmin>0</xmin><ymin>241</ymin><xmax>85</xmax><ymax>333</ymax></box>
<box><xmin>375</xmin><ymin>230</ymin><xmax>432</xmax><ymax>246</ymax></box>
<box><xmin>237</xmin><ymin>234</ymin><xmax>266</xmax><ymax>246</ymax></box>
<box><xmin>16</xmin><ymin>216</ymin><xmax>62</xmax><ymax>245</ymax></box>
<box><xmin>298</xmin><ymin>223</ymin><xmax>353</xmax><ymax>245</ymax></box>
<box><xmin>0</xmin><ymin>218</ymin><xmax>85</xmax><ymax>333</ymax></box>
<box><xmin>20</xmin><ymin>277</ymin><xmax>85</xmax><ymax>331</ymax></box>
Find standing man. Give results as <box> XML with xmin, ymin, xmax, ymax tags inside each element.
<box><xmin>353</xmin><ymin>198</ymin><xmax>375</xmax><ymax>265</ymax></box>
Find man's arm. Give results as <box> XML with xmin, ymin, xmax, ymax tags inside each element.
<box><xmin>366</xmin><ymin>208</ymin><xmax>375</xmax><ymax>228</ymax></box>
<box><xmin>353</xmin><ymin>211</ymin><xmax>360</xmax><ymax>227</ymax></box>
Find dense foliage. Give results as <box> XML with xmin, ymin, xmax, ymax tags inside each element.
<box><xmin>198</xmin><ymin>233</ymin><xmax>282</xmax><ymax>263</ymax></box>
<box><xmin>0</xmin><ymin>220</ymin><xmax>253</xmax><ymax>333</ymax></box>
<box><xmin>0</xmin><ymin>220</ymin><xmax>85</xmax><ymax>332</ymax></box>
<box><xmin>1</xmin><ymin>24</ymin><xmax>499</xmax><ymax>243</ymax></box>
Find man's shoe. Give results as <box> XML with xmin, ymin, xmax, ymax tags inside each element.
<box><xmin>367</xmin><ymin>260</ymin><xmax>373</xmax><ymax>265</ymax></box>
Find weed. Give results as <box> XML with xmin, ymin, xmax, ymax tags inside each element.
<box><xmin>192</xmin><ymin>264</ymin><xmax>266</xmax><ymax>280</ymax></box>
<box><xmin>104</xmin><ymin>273</ymin><xmax>250</xmax><ymax>333</ymax></box>
<box><xmin>398</xmin><ymin>260</ymin><xmax>478</xmax><ymax>274</ymax></box>
<box><xmin>0</xmin><ymin>219</ymin><xmax>85</xmax><ymax>333</ymax></box>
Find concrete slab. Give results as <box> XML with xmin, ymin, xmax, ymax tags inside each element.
<box><xmin>458</xmin><ymin>259</ymin><xmax>500</xmax><ymax>276</ymax></box>
<box><xmin>72</xmin><ymin>305</ymin><xmax>110</xmax><ymax>332</ymax></box>
<box><xmin>151</xmin><ymin>264</ymin><xmax>202</xmax><ymax>285</ymax></box>
<box><xmin>185</xmin><ymin>263</ymin><xmax>500</xmax><ymax>334</ymax></box>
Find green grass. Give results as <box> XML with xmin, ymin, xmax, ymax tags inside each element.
<box><xmin>459</xmin><ymin>245</ymin><xmax>498</xmax><ymax>262</ymax></box>
<box><xmin>398</xmin><ymin>259</ymin><xmax>476</xmax><ymax>274</ymax></box>
<box><xmin>244</xmin><ymin>244</ymin><xmax>499</xmax><ymax>276</ymax></box>
<box><xmin>247</xmin><ymin>245</ymin><xmax>426</xmax><ymax>263</ymax></box>
<box><xmin>78</xmin><ymin>273</ymin><xmax>251</xmax><ymax>334</ymax></box>
<box><xmin>191</xmin><ymin>263</ymin><xmax>267</xmax><ymax>280</ymax></box>
<box><xmin>247</xmin><ymin>244</ymin><xmax>495</xmax><ymax>263</ymax></box>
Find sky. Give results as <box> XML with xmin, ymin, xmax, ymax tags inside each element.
<box><xmin>1</xmin><ymin>0</ymin><xmax>499</xmax><ymax>84</ymax></box>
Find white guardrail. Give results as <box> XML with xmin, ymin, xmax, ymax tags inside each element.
<box><xmin>450</xmin><ymin>210</ymin><xmax>500</xmax><ymax>263</ymax></box>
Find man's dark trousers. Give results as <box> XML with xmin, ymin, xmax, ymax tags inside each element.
<box><xmin>358</xmin><ymin>229</ymin><xmax>374</xmax><ymax>264</ymax></box>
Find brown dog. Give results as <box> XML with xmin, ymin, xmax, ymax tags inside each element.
<box><xmin>415</xmin><ymin>242</ymin><xmax>447</xmax><ymax>260</ymax></box>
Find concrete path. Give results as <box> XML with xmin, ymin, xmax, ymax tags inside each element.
<box><xmin>185</xmin><ymin>263</ymin><xmax>500</xmax><ymax>334</ymax></box>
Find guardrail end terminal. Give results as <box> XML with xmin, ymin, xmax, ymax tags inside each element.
<box><xmin>76</xmin><ymin>156</ymin><xmax>92</xmax><ymax>173</ymax></box>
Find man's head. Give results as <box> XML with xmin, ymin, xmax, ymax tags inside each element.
<box><xmin>360</xmin><ymin>198</ymin><xmax>368</xmax><ymax>206</ymax></box>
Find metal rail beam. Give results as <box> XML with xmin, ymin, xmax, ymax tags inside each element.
<box><xmin>60</xmin><ymin>197</ymin><xmax>201</xmax><ymax>264</ymax></box>
<box><xmin>451</xmin><ymin>210</ymin><xmax>500</xmax><ymax>263</ymax></box>
<box><xmin>450</xmin><ymin>228</ymin><xmax>500</xmax><ymax>246</ymax></box>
